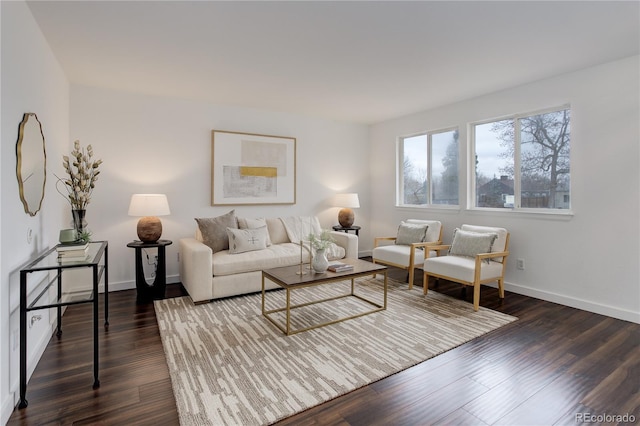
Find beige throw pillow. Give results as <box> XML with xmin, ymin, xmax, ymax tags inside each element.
<box><xmin>195</xmin><ymin>210</ymin><xmax>237</xmax><ymax>253</ymax></box>
<box><xmin>449</xmin><ymin>228</ymin><xmax>498</xmax><ymax>261</ymax></box>
<box><xmin>395</xmin><ymin>222</ymin><xmax>429</xmax><ymax>245</ymax></box>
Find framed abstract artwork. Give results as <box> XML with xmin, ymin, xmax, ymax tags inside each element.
<box><xmin>211</xmin><ymin>130</ymin><xmax>296</xmax><ymax>205</ymax></box>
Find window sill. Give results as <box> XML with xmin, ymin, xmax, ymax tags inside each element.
<box><xmin>396</xmin><ymin>205</ymin><xmax>461</xmax><ymax>213</ymax></box>
<box><xmin>466</xmin><ymin>207</ymin><xmax>574</xmax><ymax>220</ymax></box>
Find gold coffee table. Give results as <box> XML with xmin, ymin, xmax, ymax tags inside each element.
<box><xmin>261</xmin><ymin>258</ymin><xmax>387</xmax><ymax>335</ymax></box>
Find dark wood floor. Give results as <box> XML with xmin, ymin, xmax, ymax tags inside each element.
<box><xmin>8</xmin><ymin>264</ymin><xmax>640</xmax><ymax>425</ymax></box>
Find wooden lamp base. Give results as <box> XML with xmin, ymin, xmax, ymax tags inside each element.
<box><xmin>338</xmin><ymin>208</ymin><xmax>355</xmax><ymax>228</ymax></box>
<box><xmin>137</xmin><ymin>216</ymin><xmax>163</xmax><ymax>243</ymax></box>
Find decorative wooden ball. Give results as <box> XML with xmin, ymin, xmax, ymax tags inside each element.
<box><xmin>137</xmin><ymin>216</ymin><xmax>163</xmax><ymax>243</ymax></box>
<box><xmin>338</xmin><ymin>208</ymin><xmax>355</xmax><ymax>228</ymax></box>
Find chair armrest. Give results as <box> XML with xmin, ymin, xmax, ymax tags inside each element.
<box><xmin>476</xmin><ymin>250</ymin><xmax>509</xmax><ymax>260</ymax></box>
<box><xmin>412</xmin><ymin>241</ymin><xmax>445</xmax><ymax>259</ymax></box>
<box><xmin>179</xmin><ymin>237</ymin><xmax>213</xmax><ymax>302</ymax></box>
<box><xmin>374</xmin><ymin>237</ymin><xmax>396</xmax><ymax>248</ymax></box>
<box><xmin>423</xmin><ymin>244</ymin><xmax>450</xmax><ymax>259</ymax></box>
<box><xmin>329</xmin><ymin>231</ymin><xmax>358</xmax><ymax>259</ymax></box>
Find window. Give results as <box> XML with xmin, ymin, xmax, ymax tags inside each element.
<box><xmin>398</xmin><ymin>128</ymin><xmax>459</xmax><ymax>207</ymax></box>
<box><xmin>473</xmin><ymin>107</ymin><xmax>571</xmax><ymax>210</ymax></box>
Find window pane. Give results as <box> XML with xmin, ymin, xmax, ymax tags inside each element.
<box><xmin>474</xmin><ymin>120</ymin><xmax>514</xmax><ymax>208</ymax></box>
<box><xmin>402</xmin><ymin>134</ymin><xmax>427</xmax><ymax>205</ymax></box>
<box><xmin>520</xmin><ymin>109</ymin><xmax>570</xmax><ymax>209</ymax></box>
<box><xmin>431</xmin><ymin>130</ymin><xmax>459</xmax><ymax>205</ymax></box>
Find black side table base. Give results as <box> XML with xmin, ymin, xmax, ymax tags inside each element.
<box><xmin>127</xmin><ymin>240</ymin><xmax>172</xmax><ymax>304</ymax></box>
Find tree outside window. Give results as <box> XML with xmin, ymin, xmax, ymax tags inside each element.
<box><xmin>473</xmin><ymin>107</ymin><xmax>571</xmax><ymax>210</ymax></box>
<box><xmin>399</xmin><ymin>129</ymin><xmax>459</xmax><ymax>207</ymax></box>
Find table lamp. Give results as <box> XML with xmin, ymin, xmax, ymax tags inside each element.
<box><xmin>333</xmin><ymin>193</ymin><xmax>360</xmax><ymax>228</ymax></box>
<box><xmin>128</xmin><ymin>194</ymin><xmax>170</xmax><ymax>243</ymax></box>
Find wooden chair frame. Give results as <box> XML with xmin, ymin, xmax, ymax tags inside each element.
<box><xmin>423</xmin><ymin>233</ymin><xmax>510</xmax><ymax>311</ymax></box>
<box><xmin>372</xmin><ymin>226</ymin><xmax>443</xmax><ymax>290</ymax></box>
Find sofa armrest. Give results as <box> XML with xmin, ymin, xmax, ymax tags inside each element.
<box><xmin>329</xmin><ymin>231</ymin><xmax>359</xmax><ymax>259</ymax></box>
<box><xmin>179</xmin><ymin>237</ymin><xmax>213</xmax><ymax>302</ymax></box>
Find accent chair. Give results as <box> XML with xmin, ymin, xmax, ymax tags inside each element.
<box><xmin>372</xmin><ymin>219</ymin><xmax>443</xmax><ymax>289</ymax></box>
<box><xmin>423</xmin><ymin>224</ymin><xmax>510</xmax><ymax>311</ymax></box>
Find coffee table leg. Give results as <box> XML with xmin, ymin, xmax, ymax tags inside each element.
<box><xmin>384</xmin><ymin>270</ymin><xmax>388</xmax><ymax>309</ymax></box>
<box><xmin>261</xmin><ymin>273</ymin><xmax>265</xmax><ymax>315</ymax></box>
<box><xmin>286</xmin><ymin>289</ymin><xmax>291</xmax><ymax>335</ymax></box>
<box><xmin>351</xmin><ymin>278</ymin><xmax>355</xmax><ymax>295</ymax></box>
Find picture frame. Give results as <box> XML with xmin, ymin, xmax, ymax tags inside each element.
<box><xmin>211</xmin><ymin>130</ymin><xmax>296</xmax><ymax>205</ymax></box>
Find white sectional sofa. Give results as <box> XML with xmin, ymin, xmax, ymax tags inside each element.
<box><xmin>179</xmin><ymin>214</ymin><xmax>358</xmax><ymax>303</ymax></box>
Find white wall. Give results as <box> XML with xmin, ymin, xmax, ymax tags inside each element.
<box><xmin>369</xmin><ymin>56</ymin><xmax>640</xmax><ymax>323</ymax></box>
<box><xmin>1</xmin><ymin>1</ymin><xmax>69</xmax><ymax>423</ymax></box>
<box><xmin>70</xmin><ymin>85</ymin><xmax>370</xmax><ymax>292</ymax></box>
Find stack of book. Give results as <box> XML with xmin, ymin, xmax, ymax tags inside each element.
<box><xmin>56</xmin><ymin>242</ymin><xmax>90</xmax><ymax>262</ymax></box>
<box><xmin>327</xmin><ymin>262</ymin><xmax>354</xmax><ymax>273</ymax></box>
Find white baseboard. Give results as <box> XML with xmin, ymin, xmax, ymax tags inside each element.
<box><xmin>359</xmin><ymin>251</ymin><xmax>639</xmax><ymax>324</ymax></box>
<box><xmin>5</xmin><ymin>319</ymin><xmax>59</xmax><ymax>423</ymax></box>
<box><xmin>501</xmin><ymin>281</ymin><xmax>640</xmax><ymax>324</ymax></box>
<box><xmin>98</xmin><ymin>274</ymin><xmax>181</xmax><ymax>293</ymax></box>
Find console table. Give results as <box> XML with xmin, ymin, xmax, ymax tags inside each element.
<box><xmin>18</xmin><ymin>241</ymin><xmax>108</xmax><ymax>408</ymax></box>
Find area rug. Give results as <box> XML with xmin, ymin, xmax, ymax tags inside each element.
<box><xmin>154</xmin><ymin>277</ymin><xmax>517</xmax><ymax>425</ymax></box>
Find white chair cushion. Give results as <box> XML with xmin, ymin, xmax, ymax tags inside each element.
<box><xmin>424</xmin><ymin>256</ymin><xmax>504</xmax><ymax>283</ymax></box>
<box><xmin>461</xmin><ymin>224</ymin><xmax>508</xmax><ymax>253</ymax></box>
<box><xmin>372</xmin><ymin>245</ymin><xmax>437</xmax><ymax>267</ymax></box>
<box><xmin>406</xmin><ymin>219</ymin><xmax>442</xmax><ymax>243</ymax></box>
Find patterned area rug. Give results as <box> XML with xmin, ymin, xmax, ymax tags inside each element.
<box><xmin>155</xmin><ymin>277</ymin><xmax>517</xmax><ymax>425</ymax></box>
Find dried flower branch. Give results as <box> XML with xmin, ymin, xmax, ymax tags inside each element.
<box><xmin>56</xmin><ymin>140</ymin><xmax>102</xmax><ymax>210</ymax></box>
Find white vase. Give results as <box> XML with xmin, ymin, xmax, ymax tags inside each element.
<box><xmin>312</xmin><ymin>248</ymin><xmax>329</xmax><ymax>273</ymax></box>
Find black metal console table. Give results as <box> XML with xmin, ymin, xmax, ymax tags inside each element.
<box><xmin>18</xmin><ymin>240</ymin><xmax>109</xmax><ymax>408</ymax></box>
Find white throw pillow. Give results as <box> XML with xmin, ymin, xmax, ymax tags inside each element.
<box><xmin>237</xmin><ymin>217</ymin><xmax>272</xmax><ymax>246</ymax></box>
<box><xmin>226</xmin><ymin>226</ymin><xmax>269</xmax><ymax>254</ymax></box>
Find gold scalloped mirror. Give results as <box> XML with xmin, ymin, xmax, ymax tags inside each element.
<box><xmin>16</xmin><ymin>113</ymin><xmax>47</xmax><ymax>216</ymax></box>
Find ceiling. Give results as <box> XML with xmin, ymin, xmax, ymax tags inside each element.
<box><xmin>26</xmin><ymin>1</ymin><xmax>639</xmax><ymax>124</ymax></box>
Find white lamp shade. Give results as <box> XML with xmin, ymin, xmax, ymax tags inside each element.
<box><xmin>333</xmin><ymin>193</ymin><xmax>360</xmax><ymax>208</ymax></box>
<box><xmin>128</xmin><ymin>194</ymin><xmax>170</xmax><ymax>216</ymax></box>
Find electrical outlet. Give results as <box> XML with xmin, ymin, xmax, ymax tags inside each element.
<box><xmin>517</xmin><ymin>258</ymin><xmax>525</xmax><ymax>270</ymax></box>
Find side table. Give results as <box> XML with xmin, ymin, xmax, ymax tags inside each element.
<box><xmin>127</xmin><ymin>239</ymin><xmax>172</xmax><ymax>303</ymax></box>
<box><xmin>332</xmin><ymin>225</ymin><xmax>361</xmax><ymax>236</ymax></box>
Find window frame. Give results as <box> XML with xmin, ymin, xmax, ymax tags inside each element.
<box><xmin>469</xmin><ymin>105</ymin><xmax>572</xmax><ymax>215</ymax></box>
<box><xmin>396</xmin><ymin>126</ymin><xmax>460</xmax><ymax>209</ymax></box>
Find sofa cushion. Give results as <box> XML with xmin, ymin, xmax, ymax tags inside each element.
<box><xmin>238</xmin><ymin>217</ymin><xmax>272</xmax><ymax>246</ymax></box>
<box><xmin>195</xmin><ymin>210</ymin><xmax>237</xmax><ymax>254</ymax></box>
<box><xmin>227</xmin><ymin>226</ymin><xmax>269</xmax><ymax>254</ymax></box>
<box><xmin>395</xmin><ymin>221</ymin><xmax>428</xmax><ymax>245</ymax></box>
<box><xmin>213</xmin><ymin>243</ymin><xmax>310</xmax><ymax>276</ymax></box>
<box><xmin>266</xmin><ymin>218</ymin><xmax>290</xmax><ymax>245</ymax></box>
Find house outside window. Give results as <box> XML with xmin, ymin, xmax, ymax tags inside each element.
<box><xmin>472</xmin><ymin>107</ymin><xmax>571</xmax><ymax>210</ymax></box>
<box><xmin>398</xmin><ymin>128</ymin><xmax>459</xmax><ymax>207</ymax></box>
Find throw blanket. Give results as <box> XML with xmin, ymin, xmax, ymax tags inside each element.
<box><xmin>280</xmin><ymin>216</ymin><xmax>322</xmax><ymax>243</ymax></box>
<box><xmin>281</xmin><ymin>216</ymin><xmax>345</xmax><ymax>260</ymax></box>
